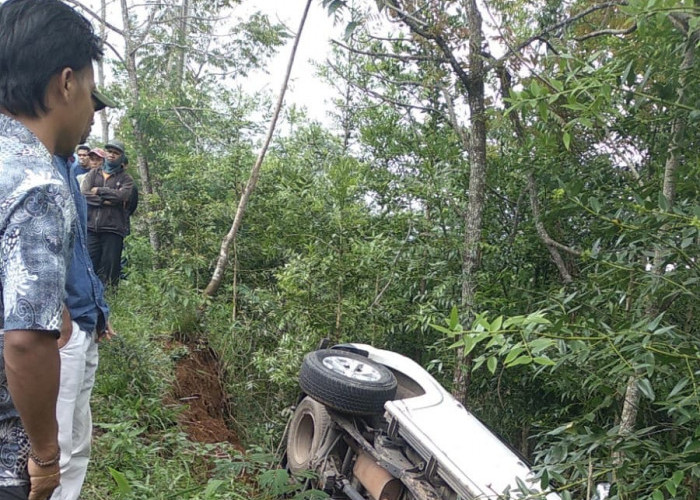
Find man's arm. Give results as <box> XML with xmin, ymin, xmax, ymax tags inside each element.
<box><xmin>93</xmin><ymin>173</ymin><xmax>133</xmax><ymax>204</ymax></box>
<box><xmin>80</xmin><ymin>169</ymin><xmax>102</xmax><ymax>206</ymax></box>
<box><xmin>4</xmin><ymin>329</ymin><xmax>61</xmax><ymax>499</ymax></box>
<box><xmin>4</xmin><ymin>329</ymin><xmax>60</xmax><ymax>459</ymax></box>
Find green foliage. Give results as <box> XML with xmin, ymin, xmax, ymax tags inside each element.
<box><xmin>81</xmin><ymin>0</ymin><xmax>700</xmax><ymax>498</ymax></box>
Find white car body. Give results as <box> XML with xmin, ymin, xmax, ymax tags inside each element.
<box><xmin>339</xmin><ymin>343</ymin><xmax>561</xmax><ymax>500</ymax></box>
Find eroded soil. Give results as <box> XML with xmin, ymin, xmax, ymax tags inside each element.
<box><xmin>171</xmin><ymin>342</ymin><xmax>243</xmax><ymax>449</ymax></box>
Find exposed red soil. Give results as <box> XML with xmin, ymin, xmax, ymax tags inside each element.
<box><xmin>171</xmin><ymin>342</ymin><xmax>243</xmax><ymax>450</ymax></box>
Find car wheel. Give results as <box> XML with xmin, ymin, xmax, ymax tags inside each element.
<box><xmin>299</xmin><ymin>349</ymin><xmax>398</xmax><ymax>415</ymax></box>
<box><xmin>287</xmin><ymin>396</ymin><xmax>332</xmax><ymax>474</ymax></box>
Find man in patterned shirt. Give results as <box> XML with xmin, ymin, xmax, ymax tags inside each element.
<box><xmin>0</xmin><ymin>1</ymin><xmax>107</xmax><ymax>498</ymax></box>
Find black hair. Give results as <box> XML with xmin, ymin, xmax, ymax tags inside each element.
<box><xmin>0</xmin><ymin>0</ymin><xmax>103</xmax><ymax>117</ymax></box>
<box><xmin>77</xmin><ymin>144</ymin><xmax>91</xmax><ymax>152</ymax></box>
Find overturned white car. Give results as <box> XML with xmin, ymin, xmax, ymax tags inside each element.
<box><xmin>281</xmin><ymin>344</ymin><xmax>605</xmax><ymax>500</ymax></box>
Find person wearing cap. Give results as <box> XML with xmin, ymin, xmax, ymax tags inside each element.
<box><xmin>82</xmin><ymin>139</ymin><xmax>134</xmax><ymax>287</ymax></box>
<box><xmin>0</xmin><ymin>1</ymin><xmax>105</xmax><ymax>498</ymax></box>
<box><xmin>87</xmin><ymin>147</ymin><xmax>106</xmax><ymax>169</ymax></box>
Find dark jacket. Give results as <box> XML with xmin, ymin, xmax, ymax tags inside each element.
<box><xmin>82</xmin><ymin>166</ymin><xmax>134</xmax><ymax>237</ymax></box>
<box><xmin>56</xmin><ymin>156</ymin><xmax>109</xmax><ymax>334</ymax></box>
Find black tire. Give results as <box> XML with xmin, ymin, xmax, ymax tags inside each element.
<box><xmin>299</xmin><ymin>349</ymin><xmax>397</xmax><ymax>415</ymax></box>
<box><xmin>286</xmin><ymin>396</ymin><xmax>332</xmax><ymax>474</ymax></box>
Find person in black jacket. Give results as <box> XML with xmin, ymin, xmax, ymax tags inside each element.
<box><xmin>82</xmin><ymin>139</ymin><xmax>133</xmax><ymax>287</ymax></box>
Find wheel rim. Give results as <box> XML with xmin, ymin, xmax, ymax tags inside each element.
<box><xmin>322</xmin><ymin>355</ymin><xmax>383</xmax><ymax>382</ymax></box>
<box><xmin>290</xmin><ymin>412</ymin><xmax>315</xmax><ymax>467</ymax></box>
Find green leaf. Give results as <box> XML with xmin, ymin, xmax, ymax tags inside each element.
<box><xmin>534</xmin><ymin>356</ymin><xmax>556</xmax><ymax>366</ymax></box>
<box><xmin>491</xmin><ymin>315</ymin><xmax>503</xmax><ymax>332</ymax></box>
<box><xmin>448</xmin><ymin>339</ymin><xmax>465</xmax><ymax>350</ymax></box>
<box><xmin>563</xmin><ymin>131</ymin><xmax>571</xmax><ymax>150</ymax></box>
<box><xmin>669</xmin><ymin>378</ymin><xmax>689</xmax><ymax>398</ymax></box>
<box><xmin>462</xmin><ymin>336</ymin><xmax>477</xmax><ymax>356</ymax></box>
<box><xmin>646</xmin><ymin>312</ymin><xmax>664</xmax><ymax>331</ymax></box>
<box><xmin>487</xmin><ymin>356</ymin><xmax>498</xmax><ymax>374</ymax></box>
<box><xmin>503</xmin><ymin>315</ymin><xmax>526</xmax><ymax>328</ymax></box>
<box><xmin>508</xmin><ymin>355</ymin><xmax>533</xmax><ymax>367</ymax></box>
<box><xmin>637</xmin><ymin>378</ymin><xmax>656</xmax><ymax>402</ymax></box>
<box><xmin>505</xmin><ymin>346</ymin><xmax>526</xmax><ymax>365</ymax></box>
<box><xmin>589</xmin><ymin>197</ymin><xmax>601</xmax><ymax>213</ymax></box>
<box><xmin>549</xmin><ymin>422</ymin><xmax>575</xmax><ymax>436</ymax></box>
<box><xmin>108</xmin><ymin>467</ymin><xmax>132</xmax><ymax>494</ymax></box>
<box><xmin>672</xmin><ymin>470</ymin><xmax>684</xmax><ymax>486</ymax></box>
<box><xmin>529</xmin><ymin>338</ymin><xmax>555</xmax><ymax>353</ymax></box>
<box><xmin>665</xmin><ymin>478</ymin><xmax>677</xmax><ymax>497</ymax></box>
<box><xmin>448</xmin><ymin>305</ymin><xmax>459</xmax><ymax>330</ymax></box>
<box><xmin>431</xmin><ymin>324</ymin><xmax>455</xmax><ymax>336</ymax></box>
<box><xmin>203</xmin><ymin>479</ymin><xmax>225</xmax><ymax>498</ymax></box>
<box><xmin>652</xmin><ymin>489</ymin><xmax>664</xmax><ymax>500</ymax></box>
<box><xmin>343</xmin><ymin>21</ymin><xmax>360</xmax><ymax>41</ymax></box>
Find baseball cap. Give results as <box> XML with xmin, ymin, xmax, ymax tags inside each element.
<box><xmin>92</xmin><ymin>89</ymin><xmax>117</xmax><ymax>111</ymax></box>
<box><xmin>104</xmin><ymin>140</ymin><xmax>126</xmax><ymax>153</ymax></box>
<box><xmin>88</xmin><ymin>147</ymin><xmax>107</xmax><ymax>159</ymax></box>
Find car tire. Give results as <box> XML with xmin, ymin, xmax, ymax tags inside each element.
<box><xmin>299</xmin><ymin>349</ymin><xmax>398</xmax><ymax>415</ymax></box>
<box><xmin>287</xmin><ymin>396</ymin><xmax>332</xmax><ymax>474</ymax></box>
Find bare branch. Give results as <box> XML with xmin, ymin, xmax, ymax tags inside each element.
<box><xmin>331</xmin><ymin>39</ymin><xmax>446</xmax><ymax>63</ymax></box>
<box><xmin>134</xmin><ymin>5</ymin><xmax>159</xmax><ymax>49</ymax></box>
<box><xmin>384</xmin><ymin>1</ymin><xmax>475</xmax><ymax>94</ymax></box>
<box><xmin>103</xmin><ymin>39</ymin><xmax>126</xmax><ymax>65</ymax></box>
<box><xmin>576</xmin><ymin>23</ymin><xmax>637</xmax><ymax>41</ymax></box>
<box><xmin>64</xmin><ymin>0</ymin><xmax>124</xmax><ymax>37</ymax></box>
<box><xmin>370</xmin><ymin>223</ymin><xmax>413</xmax><ymax>309</ymax></box>
<box><xmin>668</xmin><ymin>12</ymin><xmax>691</xmax><ymax>34</ymax></box>
<box><xmin>325</xmin><ymin>60</ymin><xmax>446</xmax><ymax>118</ymax></box>
<box><xmin>496</xmin><ymin>1</ymin><xmax>628</xmax><ymax>63</ymax></box>
<box><xmin>442</xmin><ymin>87</ymin><xmax>469</xmax><ymax>147</ymax></box>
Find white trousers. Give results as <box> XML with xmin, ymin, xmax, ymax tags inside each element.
<box><xmin>50</xmin><ymin>322</ymin><xmax>98</xmax><ymax>500</ymax></box>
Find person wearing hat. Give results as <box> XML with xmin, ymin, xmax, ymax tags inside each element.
<box><xmin>87</xmin><ymin>147</ymin><xmax>106</xmax><ymax>169</ymax></box>
<box><xmin>82</xmin><ymin>139</ymin><xmax>134</xmax><ymax>287</ymax></box>
<box><xmin>0</xmin><ymin>0</ymin><xmax>106</xmax><ymax>498</ymax></box>
<box><xmin>77</xmin><ymin>148</ymin><xmax>106</xmax><ymax>190</ymax></box>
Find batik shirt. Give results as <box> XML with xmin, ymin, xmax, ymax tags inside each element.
<box><xmin>0</xmin><ymin>114</ymin><xmax>75</xmax><ymax>487</ymax></box>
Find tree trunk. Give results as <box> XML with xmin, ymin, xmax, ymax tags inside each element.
<box><xmin>120</xmin><ymin>0</ymin><xmax>161</xmax><ymax>255</ymax></box>
<box><xmin>452</xmin><ymin>0</ymin><xmax>488</xmax><ymax>405</ymax></box>
<box><xmin>495</xmin><ymin>65</ymin><xmax>579</xmax><ymax>284</ymax></box>
<box><xmin>173</xmin><ymin>0</ymin><xmax>189</xmax><ymax>94</ymax></box>
<box><xmin>614</xmin><ymin>22</ymin><xmax>697</xmax><ymax>468</ymax></box>
<box><xmin>202</xmin><ymin>0</ymin><xmax>313</xmax><ymax>299</ymax></box>
<box><xmin>98</xmin><ymin>0</ymin><xmax>109</xmax><ymax>142</ymax></box>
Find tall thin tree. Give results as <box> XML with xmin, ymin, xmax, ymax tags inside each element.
<box><xmin>203</xmin><ymin>0</ymin><xmax>314</xmax><ymax>298</ymax></box>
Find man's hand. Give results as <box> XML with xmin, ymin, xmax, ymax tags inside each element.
<box><xmin>97</xmin><ymin>321</ymin><xmax>116</xmax><ymax>343</ymax></box>
<box><xmin>57</xmin><ymin>306</ymin><xmax>72</xmax><ymax>349</ymax></box>
<box><xmin>27</xmin><ymin>458</ymin><xmax>60</xmax><ymax>500</ymax></box>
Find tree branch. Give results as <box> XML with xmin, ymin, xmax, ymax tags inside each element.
<box><xmin>576</xmin><ymin>23</ymin><xmax>637</xmax><ymax>41</ymax></box>
<box><xmin>202</xmin><ymin>0</ymin><xmax>314</xmax><ymax>299</ymax></box>
<box><xmin>325</xmin><ymin>60</ymin><xmax>446</xmax><ymax>118</ymax></box>
<box><xmin>384</xmin><ymin>0</ymin><xmax>475</xmax><ymax>94</ymax></box>
<box><xmin>331</xmin><ymin>38</ymin><xmax>446</xmax><ymax>63</ymax></box>
<box><xmin>64</xmin><ymin>0</ymin><xmax>124</xmax><ymax>37</ymax></box>
<box><xmin>496</xmin><ymin>1</ymin><xmax>628</xmax><ymax>63</ymax></box>
<box><xmin>370</xmin><ymin>224</ymin><xmax>413</xmax><ymax>309</ymax></box>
